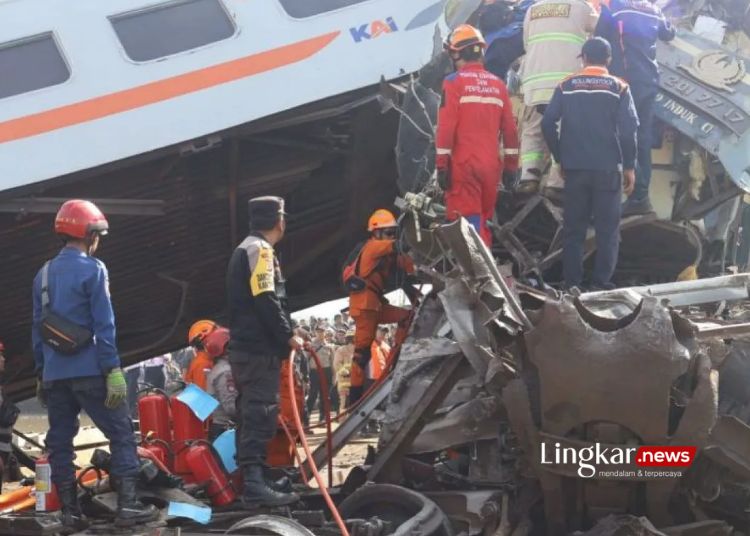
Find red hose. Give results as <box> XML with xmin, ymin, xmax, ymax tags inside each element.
<box><xmin>307</xmin><ymin>310</ymin><xmax>415</xmax><ymax>427</ymax></box>
<box><xmin>304</xmin><ymin>345</ymin><xmax>334</xmax><ymax>488</ymax></box>
<box><xmin>278</xmin><ymin>417</ymin><xmax>310</xmax><ymax>486</ymax></box>
<box><xmin>288</xmin><ymin>350</ymin><xmax>350</xmax><ymax>536</ymax></box>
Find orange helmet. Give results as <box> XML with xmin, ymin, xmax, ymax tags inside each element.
<box><xmin>445</xmin><ymin>24</ymin><xmax>487</xmax><ymax>52</ymax></box>
<box><xmin>188</xmin><ymin>320</ymin><xmax>218</xmax><ymax>349</ymax></box>
<box><xmin>368</xmin><ymin>209</ymin><xmax>398</xmax><ymax>232</ymax></box>
<box><xmin>204</xmin><ymin>328</ymin><xmax>230</xmax><ymax>359</ymax></box>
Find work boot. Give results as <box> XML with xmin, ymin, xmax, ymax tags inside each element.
<box><xmin>242</xmin><ymin>465</ymin><xmax>299</xmax><ymax>508</ymax></box>
<box><xmin>114</xmin><ymin>475</ymin><xmax>159</xmax><ymax>528</ymax></box>
<box><xmin>57</xmin><ymin>483</ymin><xmax>89</xmax><ymax>533</ymax></box>
<box><xmin>621</xmin><ymin>196</ymin><xmax>654</xmax><ymax>217</ymax></box>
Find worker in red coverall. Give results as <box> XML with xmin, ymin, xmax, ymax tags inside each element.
<box><xmin>436</xmin><ymin>24</ymin><xmax>520</xmax><ymax>246</ymax></box>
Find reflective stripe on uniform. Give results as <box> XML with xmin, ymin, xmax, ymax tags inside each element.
<box><xmin>522</xmin><ymin>71</ymin><xmax>574</xmax><ymax>85</ymax></box>
<box><xmin>459</xmin><ymin>96</ymin><xmax>504</xmax><ymax>107</ymax></box>
<box><xmin>436</xmin><ymin>148</ymin><xmax>452</xmax><ymax>155</ymax></box>
<box><xmin>561</xmin><ymin>89</ymin><xmax>620</xmax><ymax>97</ymax></box>
<box><xmin>522</xmin><ymin>151</ymin><xmax>545</xmax><ymax>162</ymax></box>
<box><xmin>505</xmin><ymin>148</ymin><xmax>520</xmax><ymax>155</ymax></box>
<box><xmin>527</xmin><ymin>32</ymin><xmax>586</xmax><ymax>45</ymax></box>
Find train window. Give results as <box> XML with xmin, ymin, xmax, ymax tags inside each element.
<box><xmin>278</xmin><ymin>0</ymin><xmax>371</xmax><ymax>18</ymax></box>
<box><xmin>0</xmin><ymin>33</ymin><xmax>69</xmax><ymax>99</ymax></box>
<box><xmin>110</xmin><ymin>0</ymin><xmax>235</xmax><ymax>62</ymax></box>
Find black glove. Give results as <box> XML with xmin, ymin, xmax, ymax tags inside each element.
<box><xmin>502</xmin><ymin>169</ymin><xmax>518</xmax><ymax>190</ymax></box>
<box><xmin>437</xmin><ymin>168</ymin><xmax>451</xmax><ymax>190</ymax></box>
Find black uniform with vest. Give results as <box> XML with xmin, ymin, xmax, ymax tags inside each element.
<box><xmin>226</xmin><ymin>199</ymin><xmax>293</xmax><ymax>468</ymax></box>
<box><xmin>542</xmin><ymin>43</ymin><xmax>639</xmax><ymax>289</ymax></box>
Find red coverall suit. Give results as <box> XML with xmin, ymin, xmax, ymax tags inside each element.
<box><xmin>436</xmin><ymin>62</ymin><xmax>519</xmax><ymax>245</ymax></box>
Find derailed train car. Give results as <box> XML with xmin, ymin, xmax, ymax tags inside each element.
<box><xmin>394</xmin><ymin>0</ymin><xmax>750</xmax><ymax>287</ymax></box>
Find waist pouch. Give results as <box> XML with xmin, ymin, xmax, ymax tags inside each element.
<box><xmin>40</xmin><ymin>262</ymin><xmax>93</xmax><ymax>355</ymax></box>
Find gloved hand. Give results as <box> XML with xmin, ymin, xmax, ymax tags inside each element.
<box><xmin>105</xmin><ymin>368</ymin><xmax>127</xmax><ymax>409</ymax></box>
<box><xmin>437</xmin><ymin>168</ymin><xmax>451</xmax><ymax>190</ymax></box>
<box><xmin>36</xmin><ymin>378</ymin><xmax>47</xmax><ymax>409</ymax></box>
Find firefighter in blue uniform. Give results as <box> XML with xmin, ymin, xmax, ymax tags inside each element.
<box><xmin>542</xmin><ymin>38</ymin><xmax>639</xmax><ymax>290</ymax></box>
<box><xmin>596</xmin><ymin>0</ymin><xmax>675</xmax><ymax>215</ymax></box>
<box><xmin>32</xmin><ymin>200</ymin><xmax>157</xmax><ymax>530</ymax></box>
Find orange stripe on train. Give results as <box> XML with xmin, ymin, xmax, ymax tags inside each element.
<box><xmin>0</xmin><ymin>32</ymin><xmax>340</xmax><ymax>144</ymax></box>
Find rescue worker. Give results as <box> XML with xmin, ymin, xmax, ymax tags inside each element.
<box><xmin>333</xmin><ymin>331</ymin><xmax>354</xmax><ymax>412</ymax></box>
<box><xmin>183</xmin><ymin>319</ymin><xmax>219</xmax><ymax>390</ymax></box>
<box><xmin>225</xmin><ymin>196</ymin><xmax>301</xmax><ymax>507</ymax></box>
<box><xmin>515</xmin><ymin>0</ymin><xmax>599</xmax><ymax>195</ymax></box>
<box><xmin>596</xmin><ymin>0</ymin><xmax>675</xmax><ymax>215</ymax></box>
<box><xmin>305</xmin><ymin>326</ymin><xmax>335</xmax><ymax>423</ymax></box>
<box><xmin>32</xmin><ymin>200</ymin><xmax>158</xmax><ymax>529</ymax></box>
<box><xmin>204</xmin><ymin>328</ymin><xmax>236</xmax><ymax>441</ymax></box>
<box><xmin>542</xmin><ymin>38</ymin><xmax>638</xmax><ymax>290</ymax></box>
<box><xmin>348</xmin><ymin>209</ymin><xmax>414</xmax><ymax>406</ymax></box>
<box><xmin>479</xmin><ymin>1</ymin><xmax>525</xmax><ymax>81</ymax></box>
<box><xmin>436</xmin><ymin>24</ymin><xmax>519</xmax><ymax>246</ymax></box>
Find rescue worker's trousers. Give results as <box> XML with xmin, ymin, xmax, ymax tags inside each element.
<box><xmin>349</xmin><ymin>305</ymin><xmax>411</xmax><ymax>405</ymax></box>
<box><xmin>562</xmin><ymin>170</ymin><xmax>622</xmax><ymax>289</ymax></box>
<box><xmin>630</xmin><ymin>84</ymin><xmax>658</xmax><ymax>202</ymax></box>
<box><xmin>520</xmin><ymin>105</ymin><xmax>563</xmax><ymax>188</ymax></box>
<box><xmin>445</xmin><ymin>161</ymin><xmax>500</xmax><ymax>246</ymax></box>
<box><xmin>46</xmin><ymin>376</ymin><xmax>140</xmax><ymax>487</ymax></box>
<box><xmin>229</xmin><ymin>351</ymin><xmax>280</xmax><ymax>468</ymax></box>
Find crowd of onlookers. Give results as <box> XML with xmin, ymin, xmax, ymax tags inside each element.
<box><xmin>291</xmin><ymin>313</ymin><xmax>396</xmax><ymax>431</ymax></box>
<box><xmin>124</xmin><ymin>312</ymin><xmax>398</xmax><ymax>432</ymax></box>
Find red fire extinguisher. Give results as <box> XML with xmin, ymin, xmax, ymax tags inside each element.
<box><xmin>141</xmin><ymin>435</ymin><xmax>172</xmax><ymax>470</ymax></box>
<box><xmin>171</xmin><ymin>396</ymin><xmax>206</xmax><ymax>483</ymax></box>
<box><xmin>185</xmin><ymin>442</ymin><xmax>236</xmax><ymax>507</ymax></box>
<box><xmin>35</xmin><ymin>454</ymin><xmax>60</xmax><ymax>512</ymax></box>
<box><xmin>138</xmin><ymin>390</ymin><xmax>172</xmax><ymax>444</ymax></box>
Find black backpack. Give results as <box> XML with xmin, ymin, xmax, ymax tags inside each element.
<box><xmin>341</xmin><ymin>241</ymin><xmax>367</xmax><ymax>292</ymax></box>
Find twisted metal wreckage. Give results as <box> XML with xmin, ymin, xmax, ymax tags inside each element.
<box><xmin>5</xmin><ymin>2</ymin><xmax>750</xmax><ymax>535</ymax></box>
<box><xmin>13</xmin><ymin>209</ymin><xmax>750</xmax><ymax>536</ymax></box>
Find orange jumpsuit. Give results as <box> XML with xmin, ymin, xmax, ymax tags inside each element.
<box><xmin>267</xmin><ymin>364</ymin><xmax>304</xmax><ymax>467</ymax></box>
<box><xmin>183</xmin><ymin>350</ymin><xmax>212</xmax><ymax>390</ymax></box>
<box><xmin>348</xmin><ymin>238</ymin><xmax>414</xmax><ymax>403</ymax></box>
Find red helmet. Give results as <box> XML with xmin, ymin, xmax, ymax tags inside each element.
<box><xmin>204</xmin><ymin>328</ymin><xmax>230</xmax><ymax>359</ymax></box>
<box><xmin>55</xmin><ymin>200</ymin><xmax>109</xmax><ymax>239</ymax></box>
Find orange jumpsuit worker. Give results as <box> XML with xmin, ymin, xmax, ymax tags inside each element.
<box><xmin>348</xmin><ymin>209</ymin><xmax>414</xmax><ymax>406</ymax></box>
<box><xmin>183</xmin><ymin>319</ymin><xmax>219</xmax><ymax>390</ymax></box>
<box><xmin>436</xmin><ymin>24</ymin><xmax>519</xmax><ymax>246</ymax></box>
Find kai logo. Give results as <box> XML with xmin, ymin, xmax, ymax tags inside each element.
<box><xmin>350</xmin><ymin>17</ymin><xmax>398</xmax><ymax>43</ymax></box>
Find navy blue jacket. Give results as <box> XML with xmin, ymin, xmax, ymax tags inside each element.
<box><xmin>32</xmin><ymin>247</ymin><xmax>120</xmax><ymax>381</ymax></box>
<box><xmin>595</xmin><ymin>0</ymin><xmax>675</xmax><ymax>87</ymax></box>
<box><xmin>542</xmin><ymin>66</ymin><xmax>639</xmax><ymax>172</ymax></box>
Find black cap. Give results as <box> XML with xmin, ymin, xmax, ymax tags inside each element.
<box><xmin>580</xmin><ymin>37</ymin><xmax>611</xmax><ymax>65</ymax></box>
<box><xmin>248</xmin><ymin>196</ymin><xmax>286</xmax><ymax>231</ymax></box>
